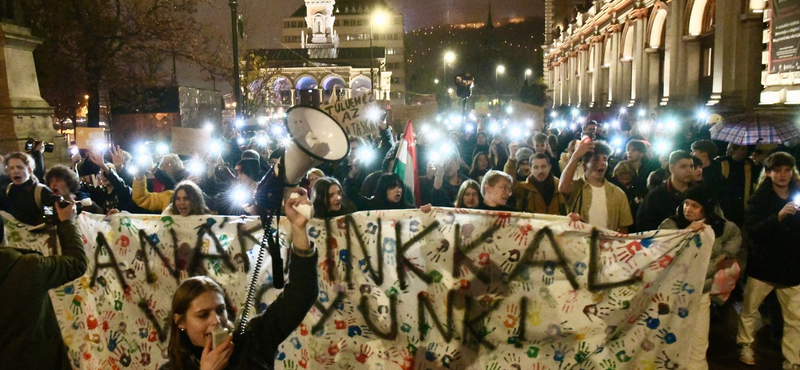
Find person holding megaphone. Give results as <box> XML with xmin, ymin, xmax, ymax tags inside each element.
<box><xmin>160</xmin><ymin>188</ymin><xmax>318</xmax><ymax>370</ymax></box>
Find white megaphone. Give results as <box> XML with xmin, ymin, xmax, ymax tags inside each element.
<box><xmin>254</xmin><ymin>105</ymin><xmax>350</xmax><ymax>216</ymax></box>
<box><xmin>282</xmin><ymin>105</ymin><xmax>350</xmax><ymax>184</ymax></box>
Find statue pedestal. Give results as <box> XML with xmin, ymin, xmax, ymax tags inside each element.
<box><xmin>0</xmin><ymin>22</ymin><xmax>66</xmax><ymax>163</ymax></box>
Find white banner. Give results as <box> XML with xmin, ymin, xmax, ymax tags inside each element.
<box><xmin>2</xmin><ymin>209</ymin><xmax>712</xmax><ymax>370</ymax></box>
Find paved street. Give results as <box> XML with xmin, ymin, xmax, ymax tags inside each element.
<box><xmin>708</xmin><ymin>299</ymin><xmax>783</xmax><ymax>369</ymax></box>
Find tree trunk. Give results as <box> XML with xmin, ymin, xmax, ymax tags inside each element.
<box><xmin>86</xmin><ymin>69</ymin><xmax>101</xmax><ymax>128</ymax></box>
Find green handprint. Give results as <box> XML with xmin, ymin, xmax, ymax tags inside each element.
<box><xmin>575</xmin><ymin>342</ymin><xmax>590</xmax><ymax>363</ymax></box>
<box><xmin>600</xmin><ymin>359</ymin><xmax>617</xmax><ymax>370</ymax></box>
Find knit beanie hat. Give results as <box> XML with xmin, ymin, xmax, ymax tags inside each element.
<box><xmin>515</xmin><ymin>147</ymin><xmax>534</xmax><ymax>167</ymax></box>
<box><xmin>684</xmin><ymin>185</ymin><xmax>716</xmax><ymax>215</ymax></box>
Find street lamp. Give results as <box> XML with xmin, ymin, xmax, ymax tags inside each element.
<box><xmin>525</xmin><ymin>69</ymin><xmax>532</xmax><ymax>81</ymax></box>
<box><xmin>370</xmin><ymin>11</ymin><xmax>388</xmax><ymax>99</ymax></box>
<box><xmin>495</xmin><ymin>65</ymin><xmax>505</xmax><ymax>95</ymax></box>
<box><xmin>229</xmin><ymin>0</ymin><xmax>241</xmax><ymax>118</ymax></box>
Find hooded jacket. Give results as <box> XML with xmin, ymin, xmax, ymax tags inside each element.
<box><xmin>0</xmin><ymin>220</ymin><xmax>86</xmax><ymax>369</ymax></box>
<box><xmin>745</xmin><ymin>178</ymin><xmax>800</xmax><ymax>286</ymax></box>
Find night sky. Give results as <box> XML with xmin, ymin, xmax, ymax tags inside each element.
<box><xmin>186</xmin><ymin>0</ymin><xmax>544</xmax><ymax>89</ymax></box>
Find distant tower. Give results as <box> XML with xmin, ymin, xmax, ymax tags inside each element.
<box><xmin>485</xmin><ymin>0</ymin><xmax>494</xmax><ymax>30</ymax></box>
<box><xmin>303</xmin><ymin>0</ymin><xmax>338</xmax><ymax>46</ymax></box>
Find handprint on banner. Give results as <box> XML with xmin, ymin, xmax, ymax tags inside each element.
<box><xmin>298</xmin><ymin>348</ymin><xmax>310</xmax><ymax>368</ymax></box>
<box><xmin>574</xmin><ymin>341</ymin><xmax>591</xmax><ymax>363</ymax></box>
<box><xmin>542</xmin><ymin>261</ymin><xmax>556</xmax><ymax>286</ymax></box>
<box><xmin>655</xmin><ymin>328</ymin><xmax>677</xmax><ymax>344</ymax></box>
<box><xmin>599</xmin><ymin>359</ymin><xmax>618</xmax><ymax>370</ymax></box>
<box><xmin>499</xmin><ymin>249</ymin><xmax>521</xmax><ymax>272</ymax></box>
<box><xmin>616</xmin><ymin>240</ymin><xmax>644</xmax><ymax>268</ymax></box>
<box><xmin>392</xmin><ymin>348</ymin><xmax>415</xmax><ymax>370</ymax></box>
<box><xmin>354</xmin><ymin>344</ymin><xmax>373</xmax><ymax>364</ymax></box>
<box><xmin>559</xmin><ymin>290</ymin><xmax>578</xmax><ymax>313</ymax></box>
<box><xmin>538</xmin><ymin>287</ymin><xmax>558</xmax><ymax>308</ymax></box>
<box><xmin>503</xmin><ymin>303</ymin><xmax>519</xmax><ymax>328</ymax></box>
<box><xmin>426</xmin><ymin>239</ymin><xmax>449</xmax><ymax>263</ymax></box>
<box><xmin>655</xmin><ymin>350</ymin><xmax>679</xmax><ymax>370</ymax></box>
<box><xmin>138</xmin><ymin>343</ymin><xmax>151</xmax><ymax>366</ymax></box>
<box><xmin>650</xmin><ymin>254</ymin><xmax>673</xmax><ymax>271</ymax></box>
<box><xmin>598</xmin><ymin>238</ymin><xmax>618</xmax><ymax>266</ymax></box>
<box><xmin>514</xmin><ymin>223</ymin><xmax>533</xmax><ymax>246</ymax></box>
<box><xmin>551</xmin><ymin>342</ymin><xmax>570</xmax><ymax>363</ymax></box>
<box><xmin>494</xmin><ymin>212</ymin><xmax>512</xmax><ymax>228</ymax></box>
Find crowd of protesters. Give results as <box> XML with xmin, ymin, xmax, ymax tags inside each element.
<box><xmin>1</xmin><ymin>107</ymin><xmax>800</xmax><ymax>369</ymax></box>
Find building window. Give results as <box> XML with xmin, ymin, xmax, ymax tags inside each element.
<box><xmin>344</xmin><ymin>20</ymin><xmax>350</xmax><ymax>26</ymax></box>
<box><xmin>386</xmin><ymin>48</ymin><xmax>402</xmax><ymax>55</ymax></box>
<box><xmin>284</xmin><ymin>22</ymin><xmax>289</xmax><ymax>28</ymax></box>
<box><xmin>334</xmin><ymin>20</ymin><xmax>339</xmax><ymax>26</ymax></box>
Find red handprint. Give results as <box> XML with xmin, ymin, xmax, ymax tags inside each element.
<box><xmin>328</xmin><ymin>339</ymin><xmax>346</xmax><ymax>356</ymax></box>
<box><xmin>514</xmin><ymin>224</ymin><xmax>533</xmax><ymax>246</ymax></box>
<box><xmin>393</xmin><ymin>348</ymin><xmax>415</xmax><ymax>370</ymax></box>
<box><xmin>355</xmin><ymin>344</ymin><xmax>374</xmax><ymax>363</ymax></box>
<box><xmin>494</xmin><ymin>212</ymin><xmax>512</xmax><ymax>228</ymax></box>
<box><xmin>299</xmin><ymin>349</ymin><xmax>309</xmax><ymax>368</ymax></box>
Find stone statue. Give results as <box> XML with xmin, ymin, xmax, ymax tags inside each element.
<box><xmin>0</xmin><ymin>0</ymin><xmax>25</xmax><ymax>26</ymax></box>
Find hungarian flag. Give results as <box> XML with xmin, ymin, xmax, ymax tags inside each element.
<box><xmin>393</xmin><ymin>120</ymin><xmax>421</xmax><ymax>207</ymax></box>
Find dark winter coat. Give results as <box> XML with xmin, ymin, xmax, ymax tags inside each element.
<box><xmin>0</xmin><ymin>220</ymin><xmax>86</xmax><ymax>369</ymax></box>
<box><xmin>745</xmin><ymin>178</ymin><xmax>800</xmax><ymax>286</ymax></box>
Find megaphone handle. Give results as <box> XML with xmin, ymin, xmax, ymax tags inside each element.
<box><xmin>267</xmin><ymin>213</ymin><xmax>286</xmax><ymax>289</ymax></box>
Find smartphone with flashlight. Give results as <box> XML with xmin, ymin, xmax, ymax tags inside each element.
<box><xmin>793</xmin><ymin>194</ymin><xmax>800</xmax><ymax>208</ymax></box>
<box><xmin>211</xmin><ymin>327</ymin><xmax>230</xmax><ymax>349</ymax></box>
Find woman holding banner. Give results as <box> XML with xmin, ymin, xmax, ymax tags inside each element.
<box><xmin>160</xmin><ymin>187</ymin><xmax>318</xmax><ymax>370</ymax></box>
<box><xmin>658</xmin><ymin>185</ymin><xmax>741</xmax><ymax>370</ymax></box>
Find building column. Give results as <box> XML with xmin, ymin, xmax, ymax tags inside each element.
<box><xmin>631</xmin><ymin>17</ymin><xmax>647</xmax><ymax>106</ymax></box>
<box><xmin>620</xmin><ymin>60</ymin><xmax>633</xmax><ymax>106</ymax></box>
<box><xmin>579</xmin><ymin>46</ymin><xmax>591</xmax><ymax>107</ymax></box>
<box><xmin>591</xmin><ymin>40</ymin><xmax>603</xmax><ymax>107</ymax></box>
<box><xmin>646</xmin><ymin>48</ymin><xmax>662</xmax><ymax>111</ymax></box>
<box><xmin>290</xmin><ymin>88</ymin><xmax>296</xmax><ymax>105</ymax></box>
<box><xmin>608</xmin><ymin>30</ymin><xmax>622</xmax><ymax>107</ymax></box>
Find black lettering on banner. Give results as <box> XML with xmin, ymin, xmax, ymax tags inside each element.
<box><xmin>187</xmin><ymin>224</ymin><xmax>236</xmax><ymax>277</ymax></box>
<box><xmin>312</xmin><ymin>292</ymin><xmax>346</xmax><ymax>335</ymax></box>
<box><xmin>342</xmin><ymin>110</ymin><xmax>354</xmax><ymax>123</ymax></box>
<box><xmin>358</xmin><ymin>294</ymin><xmax>398</xmax><ymax>340</ymax></box>
<box><xmin>588</xmin><ymin>228</ymin><xmax>641</xmax><ymax>292</ymax></box>
<box><xmin>90</xmin><ymin>233</ymin><xmax>128</xmax><ymax>291</ymax></box>
<box><xmin>461</xmin><ymin>294</ymin><xmax>501</xmax><ymax>350</ymax></box>
<box><xmin>452</xmin><ymin>223</ymin><xmax>500</xmax><ymax>283</ymax></box>
<box><xmin>505</xmin><ymin>227</ymin><xmax>579</xmax><ymax>289</ymax></box>
<box><xmin>418</xmin><ymin>290</ymin><xmax>455</xmax><ymax>342</ymax></box>
<box><xmin>516</xmin><ymin>297</ymin><xmax>528</xmax><ymax>347</ymax></box>
<box><xmin>137</xmin><ymin>229</ymin><xmax>176</xmax><ymax>284</ymax></box>
<box><xmin>237</xmin><ymin>223</ymin><xmax>262</xmax><ymax>273</ymax></box>
<box><xmin>324</xmin><ymin>218</ymin><xmax>337</xmax><ymax>283</ymax></box>
<box><xmin>345</xmin><ymin>216</ymin><xmax>383</xmax><ymax>286</ymax></box>
<box><xmin>137</xmin><ymin>300</ymin><xmax>167</xmax><ymax>342</ymax></box>
<box><xmin>395</xmin><ymin>220</ymin><xmax>440</xmax><ymax>290</ymax></box>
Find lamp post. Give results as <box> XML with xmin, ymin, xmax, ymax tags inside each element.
<box><xmin>229</xmin><ymin>0</ymin><xmax>241</xmax><ymax>118</ymax></box>
<box><xmin>525</xmin><ymin>69</ymin><xmax>532</xmax><ymax>82</ymax></box>
<box><xmin>443</xmin><ymin>51</ymin><xmax>455</xmax><ymax>94</ymax></box>
<box><xmin>495</xmin><ymin>64</ymin><xmax>505</xmax><ymax>96</ymax></box>
<box><xmin>370</xmin><ymin>11</ymin><xmax>387</xmax><ymax>99</ymax></box>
